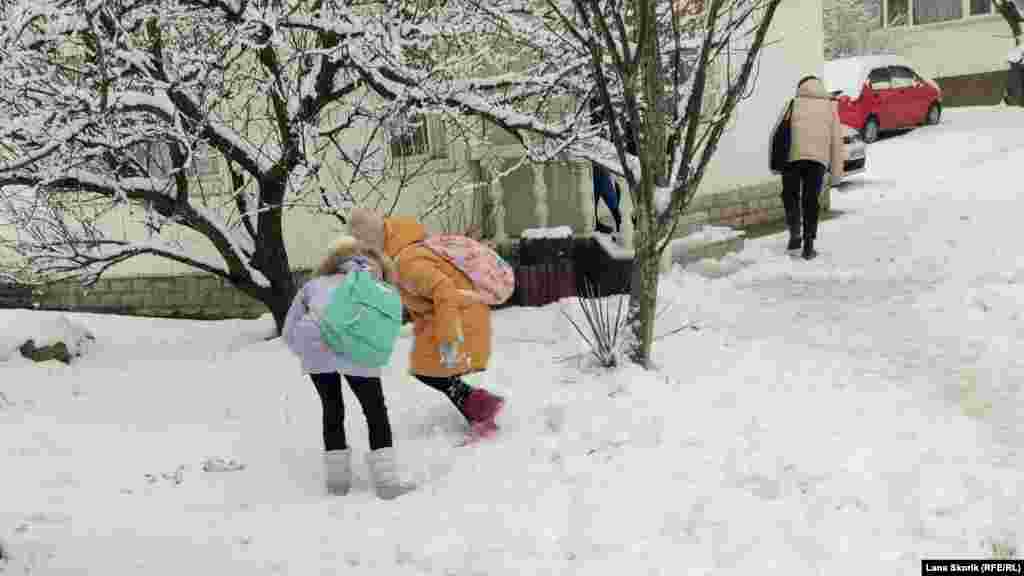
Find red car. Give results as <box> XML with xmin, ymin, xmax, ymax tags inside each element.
<box><xmin>824</xmin><ymin>55</ymin><xmax>943</xmax><ymax>143</ymax></box>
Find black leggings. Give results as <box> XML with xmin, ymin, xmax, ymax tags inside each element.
<box><xmin>781</xmin><ymin>160</ymin><xmax>827</xmax><ymax>240</ymax></box>
<box><xmin>415</xmin><ymin>374</ymin><xmax>473</xmax><ymax>420</ymax></box>
<box><xmin>310</xmin><ymin>373</ymin><xmax>393</xmax><ymax>451</ymax></box>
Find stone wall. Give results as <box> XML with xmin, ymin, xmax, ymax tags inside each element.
<box><xmin>678</xmin><ymin>179</ymin><xmax>831</xmax><ymax>231</ymax></box>
<box><xmin>34</xmin><ymin>270</ymin><xmax>315</xmax><ymax>321</ymax></box>
<box><xmin>30</xmin><ymin>182</ymin><xmax>828</xmax><ymax>320</ymax></box>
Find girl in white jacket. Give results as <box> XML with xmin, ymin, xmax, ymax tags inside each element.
<box><xmin>282</xmin><ymin>236</ymin><xmax>413</xmax><ymax>500</ymax></box>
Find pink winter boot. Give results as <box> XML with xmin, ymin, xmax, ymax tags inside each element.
<box><xmin>463</xmin><ymin>388</ymin><xmax>505</xmax><ymax>425</ymax></box>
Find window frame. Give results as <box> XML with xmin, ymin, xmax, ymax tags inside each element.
<box><xmin>386</xmin><ymin>113</ymin><xmax>451</xmax><ymax>165</ymax></box>
<box><xmin>881</xmin><ymin>0</ymin><xmax>993</xmax><ymax>28</ymax></box>
<box><xmin>130</xmin><ymin>141</ymin><xmax>221</xmax><ymax>180</ymax></box>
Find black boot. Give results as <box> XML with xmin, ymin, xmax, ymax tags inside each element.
<box><xmin>801</xmin><ymin>238</ymin><xmax>817</xmax><ymax>260</ymax></box>
<box><xmin>786</xmin><ymin>235</ymin><xmax>802</xmax><ymax>251</ymax></box>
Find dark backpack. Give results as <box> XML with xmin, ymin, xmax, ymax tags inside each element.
<box><xmin>770</xmin><ymin>99</ymin><xmax>794</xmax><ymax>174</ymax></box>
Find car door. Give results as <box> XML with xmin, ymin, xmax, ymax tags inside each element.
<box><xmin>888</xmin><ymin>66</ymin><xmax>921</xmax><ymax>126</ymax></box>
<box><xmin>909</xmin><ymin>67</ymin><xmax>937</xmax><ymax>122</ymax></box>
<box><xmin>865</xmin><ymin>67</ymin><xmax>896</xmax><ymax>129</ymax></box>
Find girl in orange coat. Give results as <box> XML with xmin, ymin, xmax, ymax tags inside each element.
<box><xmin>350</xmin><ymin>208</ymin><xmax>505</xmax><ymax>431</ymax></box>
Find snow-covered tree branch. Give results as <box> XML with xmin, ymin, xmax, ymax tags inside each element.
<box><xmin>0</xmin><ymin>0</ymin><xmax>495</xmax><ymax>329</ymax></box>
<box><xmin>423</xmin><ymin>0</ymin><xmax>783</xmax><ymax>366</ymax></box>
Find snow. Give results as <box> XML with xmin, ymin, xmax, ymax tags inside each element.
<box><xmin>521</xmin><ymin>225</ymin><xmax>573</xmax><ymax>239</ymax></box>
<box><xmin>654</xmin><ymin>186</ymin><xmax>672</xmax><ymax>215</ymax></box>
<box><xmin>823</xmin><ymin>58</ymin><xmax>869</xmax><ymax>97</ymax></box>
<box><xmin>591</xmin><ymin>231</ymin><xmax>634</xmax><ymax>260</ymax></box>
<box><xmin>0</xmin><ymin>313</ymin><xmax>94</xmax><ymax>362</ymax></box>
<box><xmin>1009</xmin><ymin>46</ymin><xmax>1024</xmax><ymax>65</ymax></box>
<box><xmin>824</xmin><ymin>55</ymin><xmax>911</xmax><ymax>97</ymax></box>
<box><xmin>3</xmin><ymin>107</ymin><xmax>1024</xmax><ymax>573</ymax></box>
<box><xmin>670</xmin><ymin>224</ymin><xmax>744</xmax><ymax>251</ymax></box>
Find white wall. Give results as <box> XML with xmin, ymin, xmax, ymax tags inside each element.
<box><xmin>696</xmin><ymin>0</ymin><xmax>825</xmax><ymax>197</ymax></box>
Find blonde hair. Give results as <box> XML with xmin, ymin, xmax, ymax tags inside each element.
<box><xmin>314</xmin><ymin>235</ymin><xmax>396</xmax><ymax>283</ymax></box>
<box><xmin>348</xmin><ymin>206</ymin><xmax>386</xmax><ymax>252</ymax></box>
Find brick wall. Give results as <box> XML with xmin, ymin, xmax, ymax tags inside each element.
<box><xmin>935</xmin><ymin>71</ymin><xmax>1009</xmax><ymax>107</ymax></box>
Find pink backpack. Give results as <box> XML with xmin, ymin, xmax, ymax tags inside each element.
<box><xmin>421</xmin><ymin>235</ymin><xmax>515</xmax><ymax>306</ymax></box>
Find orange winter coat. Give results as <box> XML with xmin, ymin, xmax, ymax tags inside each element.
<box><xmin>383</xmin><ymin>217</ymin><xmax>492</xmax><ymax>378</ymax></box>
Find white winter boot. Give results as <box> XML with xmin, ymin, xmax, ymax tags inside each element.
<box><xmin>324</xmin><ymin>449</ymin><xmax>352</xmax><ymax>496</ymax></box>
<box><xmin>365</xmin><ymin>447</ymin><xmax>416</xmax><ymax>500</ymax></box>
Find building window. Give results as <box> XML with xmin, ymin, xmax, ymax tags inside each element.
<box><xmin>389</xmin><ymin>117</ymin><xmax>430</xmax><ymax>158</ymax></box>
<box><xmin>131</xmin><ymin>141</ymin><xmax>220</xmax><ymax>179</ymax></box>
<box><xmin>969</xmin><ymin>0</ymin><xmax>992</xmax><ymax>15</ymax></box>
<box><xmin>883</xmin><ymin>0</ymin><xmax>992</xmax><ymax>27</ymax></box>
<box><xmin>914</xmin><ymin>0</ymin><xmax>962</xmax><ymax>25</ymax></box>
<box><xmin>388</xmin><ymin>114</ymin><xmax>447</xmax><ymax>160</ymax></box>
<box><xmin>887</xmin><ymin>0</ymin><xmax>909</xmax><ymax>25</ymax></box>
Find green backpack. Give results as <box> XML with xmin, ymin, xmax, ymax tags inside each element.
<box><xmin>318</xmin><ymin>270</ymin><xmax>403</xmax><ymax>368</ymax></box>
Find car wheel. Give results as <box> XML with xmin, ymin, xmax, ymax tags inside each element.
<box><xmin>862</xmin><ymin>117</ymin><xmax>880</xmax><ymax>144</ymax></box>
<box><xmin>925</xmin><ymin>103</ymin><xmax>941</xmax><ymax>126</ymax></box>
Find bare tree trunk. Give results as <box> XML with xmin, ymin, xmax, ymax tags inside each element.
<box><xmin>627</xmin><ymin>240</ymin><xmax>660</xmax><ymax>367</ymax></box>
<box><xmin>255</xmin><ymin>178</ymin><xmax>298</xmax><ymax>334</ymax></box>
<box><xmin>627</xmin><ymin>195</ymin><xmax>659</xmax><ymax>366</ymax></box>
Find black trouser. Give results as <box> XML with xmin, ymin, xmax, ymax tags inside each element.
<box><xmin>414</xmin><ymin>374</ymin><xmax>473</xmax><ymax>420</ymax></box>
<box><xmin>310</xmin><ymin>373</ymin><xmax>393</xmax><ymax>451</ymax></box>
<box><xmin>781</xmin><ymin>160</ymin><xmax>827</xmax><ymax>241</ymax></box>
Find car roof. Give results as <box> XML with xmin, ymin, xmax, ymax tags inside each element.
<box><xmin>826</xmin><ymin>54</ymin><xmax>913</xmax><ymax>71</ymax></box>
<box><xmin>823</xmin><ymin>54</ymin><xmax>916</xmax><ymax>96</ymax></box>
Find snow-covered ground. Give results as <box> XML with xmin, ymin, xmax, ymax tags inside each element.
<box><xmin>2</xmin><ymin>107</ymin><xmax>1023</xmax><ymax>574</ymax></box>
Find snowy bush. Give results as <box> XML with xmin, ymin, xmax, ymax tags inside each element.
<box><xmin>562</xmin><ymin>278</ymin><xmax>628</xmax><ymax>368</ymax></box>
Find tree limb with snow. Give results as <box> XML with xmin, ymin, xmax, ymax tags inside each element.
<box><xmin>0</xmin><ymin>0</ymin><xmax>492</xmax><ymax>329</ymax></box>
<box><xmin>439</xmin><ymin>0</ymin><xmax>783</xmax><ymax>366</ymax></box>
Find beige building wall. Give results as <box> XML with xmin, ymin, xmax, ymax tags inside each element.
<box><xmin>868</xmin><ymin>13</ymin><xmax>1010</xmax><ymax>80</ymax></box>
<box><xmin>694</xmin><ymin>0</ymin><xmax>825</xmax><ymax>196</ymax></box>
<box><xmin>4</xmin><ymin>4</ymin><xmax>824</xmax><ymax>280</ymax></box>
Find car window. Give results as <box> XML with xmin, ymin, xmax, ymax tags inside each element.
<box><xmin>889</xmin><ymin>66</ymin><xmax>915</xmax><ymax>89</ymax></box>
<box><xmin>868</xmin><ymin>67</ymin><xmax>892</xmax><ymax>90</ymax></box>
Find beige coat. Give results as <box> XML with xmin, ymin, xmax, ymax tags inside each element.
<box><xmin>773</xmin><ymin>78</ymin><xmax>846</xmax><ymax>181</ymax></box>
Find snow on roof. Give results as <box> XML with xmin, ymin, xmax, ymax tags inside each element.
<box><xmin>521</xmin><ymin>226</ymin><xmax>573</xmax><ymax>240</ymax></box>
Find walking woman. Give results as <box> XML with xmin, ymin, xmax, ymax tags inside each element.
<box><xmin>282</xmin><ymin>236</ymin><xmax>414</xmax><ymax>500</ymax></box>
<box><xmin>772</xmin><ymin>75</ymin><xmax>846</xmax><ymax>260</ymax></box>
